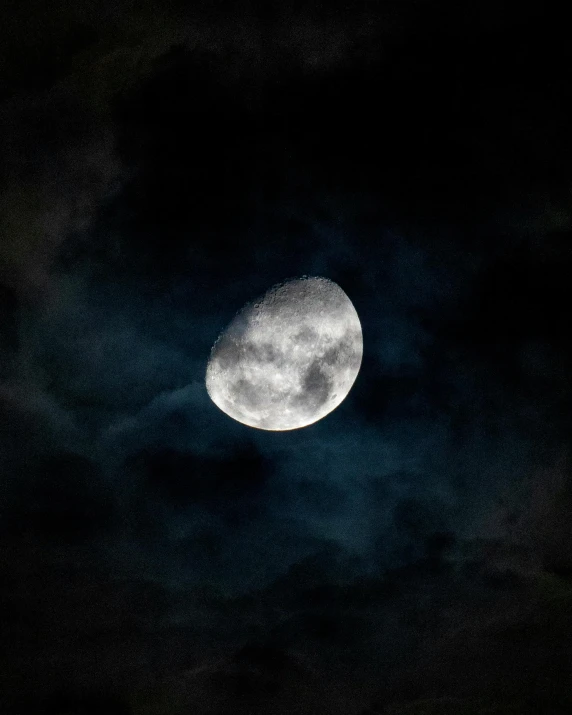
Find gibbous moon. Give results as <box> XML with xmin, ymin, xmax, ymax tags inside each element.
<box><xmin>206</xmin><ymin>276</ymin><xmax>363</xmax><ymax>430</ymax></box>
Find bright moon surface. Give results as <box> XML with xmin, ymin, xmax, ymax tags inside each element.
<box><xmin>205</xmin><ymin>276</ymin><xmax>363</xmax><ymax>430</ymax></box>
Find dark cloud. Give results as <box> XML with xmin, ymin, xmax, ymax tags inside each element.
<box><xmin>0</xmin><ymin>89</ymin><xmax>122</xmax><ymax>300</ymax></box>
<box><xmin>133</xmin><ymin>440</ymin><xmax>270</xmax><ymax>514</ymax></box>
<box><xmin>0</xmin><ymin>284</ymin><xmax>18</xmax><ymax>377</ymax></box>
<box><xmin>39</xmin><ymin>691</ymin><xmax>131</xmax><ymax>715</ymax></box>
<box><xmin>4</xmin><ymin>452</ymin><xmax>115</xmax><ymax>544</ymax></box>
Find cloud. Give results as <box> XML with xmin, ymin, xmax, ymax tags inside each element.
<box><xmin>0</xmin><ymin>0</ymin><xmax>413</xmax><ymax>306</ymax></box>
<box><xmin>0</xmin><ymin>92</ymin><xmax>122</xmax><ymax>301</ymax></box>
<box><xmin>2</xmin><ymin>452</ymin><xmax>115</xmax><ymax>544</ymax></box>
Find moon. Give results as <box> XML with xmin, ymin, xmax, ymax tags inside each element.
<box><xmin>205</xmin><ymin>276</ymin><xmax>363</xmax><ymax>430</ymax></box>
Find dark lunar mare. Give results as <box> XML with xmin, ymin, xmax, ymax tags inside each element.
<box><xmin>295</xmin><ymin>360</ymin><xmax>333</xmax><ymax>413</ymax></box>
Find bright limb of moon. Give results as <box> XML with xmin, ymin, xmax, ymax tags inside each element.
<box><xmin>205</xmin><ymin>276</ymin><xmax>363</xmax><ymax>431</ymax></box>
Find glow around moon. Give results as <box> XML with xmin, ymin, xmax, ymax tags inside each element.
<box><xmin>205</xmin><ymin>276</ymin><xmax>363</xmax><ymax>430</ymax></box>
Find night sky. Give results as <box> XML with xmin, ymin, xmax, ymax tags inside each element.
<box><xmin>1</xmin><ymin>2</ymin><xmax>572</xmax><ymax>713</ymax></box>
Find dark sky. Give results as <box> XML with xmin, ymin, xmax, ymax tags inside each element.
<box><xmin>1</xmin><ymin>2</ymin><xmax>572</xmax><ymax>713</ymax></box>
